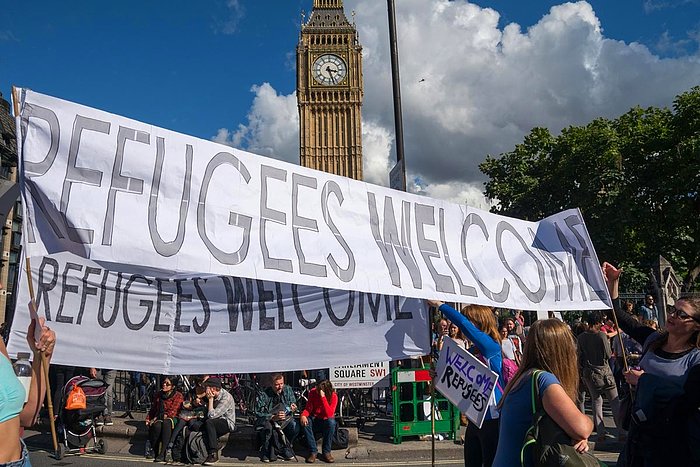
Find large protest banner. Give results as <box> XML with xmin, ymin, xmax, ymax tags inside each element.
<box><xmin>9</xmin><ymin>252</ymin><xmax>429</xmax><ymax>373</ymax></box>
<box><xmin>13</xmin><ymin>89</ymin><xmax>609</xmax><ymax>310</ymax></box>
<box><xmin>8</xmin><ymin>88</ymin><xmax>610</xmax><ymax>372</ymax></box>
<box><xmin>435</xmin><ymin>338</ymin><xmax>498</xmax><ymax>428</ymax></box>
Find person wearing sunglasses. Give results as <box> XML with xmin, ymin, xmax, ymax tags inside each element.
<box><xmin>602</xmin><ymin>262</ymin><xmax>700</xmax><ymax>466</ymax></box>
<box><xmin>145</xmin><ymin>376</ymin><xmax>184</xmax><ymax>463</ymax></box>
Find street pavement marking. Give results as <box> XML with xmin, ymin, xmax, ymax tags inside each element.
<box><xmin>31</xmin><ymin>449</ymin><xmax>465</xmax><ymax>466</ymax></box>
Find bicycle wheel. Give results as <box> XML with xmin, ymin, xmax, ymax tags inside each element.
<box><xmin>338</xmin><ymin>391</ymin><xmax>353</xmax><ymax>426</ymax></box>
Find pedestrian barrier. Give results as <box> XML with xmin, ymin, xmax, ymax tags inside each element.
<box><xmin>391</xmin><ymin>366</ymin><xmax>459</xmax><ymax>444</ymax></box>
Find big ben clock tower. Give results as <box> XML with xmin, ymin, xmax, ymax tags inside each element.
<box><xmin>297</xmin><ymin>0</ymin><xmax>363</xmax><ymax>180</ymax></box>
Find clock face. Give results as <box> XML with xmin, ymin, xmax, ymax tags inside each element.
<box><xmin>312</xmin><ymin>54</ymin><xmax>347</xmax><ymax>85</ymax></box>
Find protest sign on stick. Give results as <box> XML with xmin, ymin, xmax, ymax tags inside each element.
<box><xmin>435</xmin><ymin>337</ymin><xmax>498</xmax><ymax>428</ymax></box>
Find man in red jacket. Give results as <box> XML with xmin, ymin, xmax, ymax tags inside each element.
<box><xmin>300</xmin><ymin>380</ymin><xmax>338</xmax><ymax>463</ymax></box>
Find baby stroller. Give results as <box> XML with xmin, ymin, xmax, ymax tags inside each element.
<box><xmin>55</xmin><ymin>375</ymin><xmax>109</xmax><ymax>459</ymax></box>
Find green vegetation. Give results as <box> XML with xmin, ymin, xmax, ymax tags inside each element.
<box><xmin>480</xmin><ymin>87</ymin><xmax>700</xmax><ymax>292</ymax></box>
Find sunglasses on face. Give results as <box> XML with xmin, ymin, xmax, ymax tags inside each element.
<box><xmin>668</xmin><ymin>307</ymin><xmax>700</xmax><ymax>323</ymax></box>
<box><xmin>162</xmin><ymin>382</ymin><xmax>173</xmax><ymax>387</ymax></box>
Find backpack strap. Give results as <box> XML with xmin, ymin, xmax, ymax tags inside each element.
<box><xmin>520</xmin><ymin>369</ymin><xmax>543</xmax><ymax>467</ymax></box>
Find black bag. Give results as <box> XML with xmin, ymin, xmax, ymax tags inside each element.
<box><xmin>171</xmin><ymin>425</ymin><xmax>188</xmax><ymax>463</ymax></box>
<box><xmin>522</xmin><ymin>370</ymin><xmax>604</xmax><ymax>467</ymax></box>
<box><xmin>617</xmin><ymin>388</ymin><xmax>634</xmax><ymax>431</ymax></box>
<box><xmin>332</xmin><ymin>427</ymin><xmax>349</xmax><ymax>450</ymax></box>
<box><xmin>185</xmin><ymin>431</ymin><xmax>208</xmax><ymax>464</ymax></box>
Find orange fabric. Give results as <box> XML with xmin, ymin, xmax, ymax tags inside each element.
<box><xmin>65</xmin><ymin>385</ymin><xmax>87</xmax><ymax>410</ymax></box>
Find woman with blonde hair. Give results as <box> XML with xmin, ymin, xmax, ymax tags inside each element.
<box><xmin>427</xmin><ymin>300</ymin><xmax>503</xmax><ymax>467</ymax></box>
<box><xmin>493</xmin><ymin>319</ymin><xmax>593</xmax><ymax>467</ymax></box>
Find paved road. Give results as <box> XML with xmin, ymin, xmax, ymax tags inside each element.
<box><xmin>27</xmin><ymin>447</ymin><xmax>468</xmax><ymax>467</ymax></box>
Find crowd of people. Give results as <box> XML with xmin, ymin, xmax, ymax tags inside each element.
<box><xmin>2</xmin><ymin>261</ymin><xmax>699</xmax><ymax>467</ymax></box>
<box><xmin>140</xmin><ymin>372</ymin><xmax>337</xmax><ymax>465</ymax></box>
<box><xmin>427</xmin><ymin>262</ymin><xmax>700</xmax><ymax>467</ymax></box>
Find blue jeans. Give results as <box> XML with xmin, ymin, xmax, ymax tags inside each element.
<box><xmin>303</xmin><ymin>417</ymin><xmax>336</xmax><ymax>455</ymax></box>
<box><xmin>283</xmin><ymin>417</ymin><xmax>300</xmax><ymax>444</ymax></box>
<box><xmin>1</xmin><ymin>440</ymin><xmax>31</xmax><ymax>467</ymax></box>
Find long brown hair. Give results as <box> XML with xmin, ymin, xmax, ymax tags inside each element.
<box><xmin>461</xmin><ymin>304</ymin><xmax>501</xmax><ymax>343</ymax></box>
<box><xmin>501</xmin><ymin>319</ymin><xmax>579</xmax><ymax>403</ymax></box>
<box><xmin>317</xmin><ymin>379</ymin><xmax>335</xmax><ymax>401</ymax></box>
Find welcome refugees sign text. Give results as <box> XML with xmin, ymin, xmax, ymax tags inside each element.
<box><xmin>14</xmin><ymin>89</ymin><xmax>609</xmax><ymax>310</ymax></box>
<box><xmin>8</xmin><ymin>89</ymin><xmax>609</xmax><ymax>373</ymax></box>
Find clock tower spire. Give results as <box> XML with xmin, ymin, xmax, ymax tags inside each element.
<box><xmin>297</xmin><ymin>0</ymin><xmax>363</xmax><ymax>180</ymax></box>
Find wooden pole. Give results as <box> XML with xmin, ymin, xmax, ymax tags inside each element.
<box><xmin>609</xmin><ymin>307</ymin><xmax>629</xmax><ymax>373</ymax></box>
<box><xmin>11</xmin><ymin>86</ymin><xmax>21</xmax><ymax>116</ymax></box>
<box><xmin>14</xmin><ymin>87</ymin><xmax>59</xmax><ymax>453</ymax></box>
<box><xmin>25</xmin><ymin>257</ymin><xmax>59</xmax><ymax>456</ymax></box>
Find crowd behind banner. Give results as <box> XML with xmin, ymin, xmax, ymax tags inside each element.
<box><xmin>2</xmin><ymin>262</ymin><xmax>700</xmax><ymax>466</ymax></box>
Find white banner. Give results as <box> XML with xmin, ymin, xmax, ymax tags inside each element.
<box><xmin>435</xmin><ymin>337</ymin><xmax>497</xmax><ymax>429</ymax></box>
<box><xmin>15</xmin><ymin>89</ymin><xmax>610</xmax><ymax>312</ymax></box>
<box><xmin>330</xmin><ymin>361</ymin><xmax>390</xmax><ymax>388</ymax></box>
<box><xmin>8</xmin><ymin>252</ymin><xmax>429</xmax><ymax>374</ymax></box>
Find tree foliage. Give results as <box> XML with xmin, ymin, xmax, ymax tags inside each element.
<box><xmin>480</xmin><ymin>87</ymin><xmax>700</xmax><ymax>291</ymax></box>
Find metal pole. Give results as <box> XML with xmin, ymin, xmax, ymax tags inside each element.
<box><xmin>387</xmin><ymin>0</ymin><xmax>407</xmax><ymax>192</ymax></box>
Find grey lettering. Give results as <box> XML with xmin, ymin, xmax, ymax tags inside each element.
<box><xmin>415</xmin><ymin>203</ymin><xmax>454</xmax><ymax>293</ymax></box>
<box><xmin>122</xmin><ymin>274</ymin><xmax>153</xmax><ymax>331</ymax></box>
<box><xmin>102</xmin><ymin>126</ymin><xmax>149</xmax><ymax>245</ymax></box>
<box><xmin>367</xmin><ymin>193</ymin><xmax>421</xmax><ymax>288</ymax></box>
<box><xmin>496</xmin><ymin>222</ymin><xmax>546</xmax><ymax>303</ymax></box>
<box><xmin>460</xmin><ymin>213</ymin><xmax>510</xmax><ymax>303</ymax></box>
<box><xmin>61</xmin><ymin>115</ymin><xmax>109</xmax><ymax>243</ymax></box>
<box><xmin>148</xmin><ymin>138</ymin><xmax>193</xmax><ymax>256</ymax></box>
<box><xmin>76</xmin><ymin>266</ymin><xmax>101</xmax><ymax>325</ymax></box>
<box><xmin>321</xmin><ymin>180</ymin><xmax>355</xmax><ymax>282</ymax></box>
<box><xmin>260</xmin><ymin>165</ymin><xmax>293</xmax><ymax>272</ymax></box>
<box><xmin>197</xmin><ymin>152</ymin><xmax>252</xmax><ymax>264</ymax></box>
<box><xmin>292</xmin><ymin>173</ymin><xmax>326</xmax><ymax>277</ymax></box>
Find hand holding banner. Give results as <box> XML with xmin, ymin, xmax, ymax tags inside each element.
<box><xmin>435</xmin><ymin>337</ymin><xmax>498</xmax><ymax>429</ymax></box>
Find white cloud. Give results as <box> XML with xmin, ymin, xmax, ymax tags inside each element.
<box><xmin>224</xmin><ymin>83</ymin><xmax>299</xmax><ymax>163</ymax></box>
<box><xmin>0</xmin><ymin>30</ymin><xmax>18</xmax><ymax>42</ymax></box>
<box><xmin>361</xmin><ymin>120</ymin><xmax>393</xmax><ymax>186</ymax></box>
<box><xmin>213</xmin><ymin>0</ymin><xmax>245</xmax><ymax>35</ymax></box>
<box><xmin>214</xmin><ymin>0</ymin><xmax>700</xmax><ymax>209</ymax></box>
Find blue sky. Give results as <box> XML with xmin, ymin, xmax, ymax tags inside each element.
<box><xmin>2</xmin><ymin>0</ymin><xmax>699</xmax><ymax>206</ymax></box>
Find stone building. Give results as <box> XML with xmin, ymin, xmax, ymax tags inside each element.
<box><xmin>297</xmin><ymin>0</ymin><xmax>363</xmax><ymax>180</ymax></box>
<box><xmin>0</xmin><ymin>92</ymin><xmax>21</xmax><ymax>328</ymax></box>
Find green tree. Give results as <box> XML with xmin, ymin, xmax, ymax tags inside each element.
<box><xmin>480</xmin><ymin>86</ymin><xmax>700</xmax><ymax>291</ymax></box>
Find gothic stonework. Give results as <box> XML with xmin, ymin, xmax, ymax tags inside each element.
<box><xmin>297</xmin><ymin>0</ymin><xmax>363</xmax><ymax>180</ymax></box>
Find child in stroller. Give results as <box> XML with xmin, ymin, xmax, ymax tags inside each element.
<box><xmin>56</xmin><ymin>375</ymin><xmax>109</xmax><ymax>458</ymax></box>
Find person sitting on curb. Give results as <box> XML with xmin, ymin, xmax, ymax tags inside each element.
<box><xmin>145</xmin><ymin>376</ymin><xmax>184</xmax><ymax>462</ymax></box>
<box><xmin>200</xmin><ymin>377</ymin><xmax>236</xmax><ymax>465</ymax></box>
<box><xmin>255</xmin><ymin>373</ymin><xmax>299</xmax><ymax>462</ymax></box>
<box><xmin>300</xmin><ymin>380</ymin><xmax>338</xmax><ymax>464</ymax></box>
<box><xmin>165</xmin><ymin>384</ymin><xmax>207</xmax><ymax>462</ymax></box>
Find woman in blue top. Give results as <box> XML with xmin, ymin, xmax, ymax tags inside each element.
<box><xmin>604</xmin><ymin>262</ymin><xmax>700</xmax><ymax>466</ymax></box>
<box><xmin>427</xmin><ymin>300</ymin><xmax>503</xmax><ymax>467</ymax></box>
<box><xmin>493</xmin><ymin>319</ymin><xmax>593</xmax><ymax>467</ymax></box>
<box><xmin>1</xmin><ymin>316</ymin><xmax>56</xmax><ymax>467</ymax></box>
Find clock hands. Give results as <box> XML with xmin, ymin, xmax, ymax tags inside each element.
<box><xmin>325</xmin><ymin>65</ymin><xmax>339</xmax><ymax>84</ymax></box>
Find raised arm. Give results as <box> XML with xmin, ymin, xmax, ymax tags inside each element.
<box><xmin>602</xmin><ymin>262</ymin><xmax>655</xmax><ymax>345</ymax></box>
<box><xmin>427</xmin><ymin>300</ymin><xmax>500</xmax><ymax>359</ymax></box>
